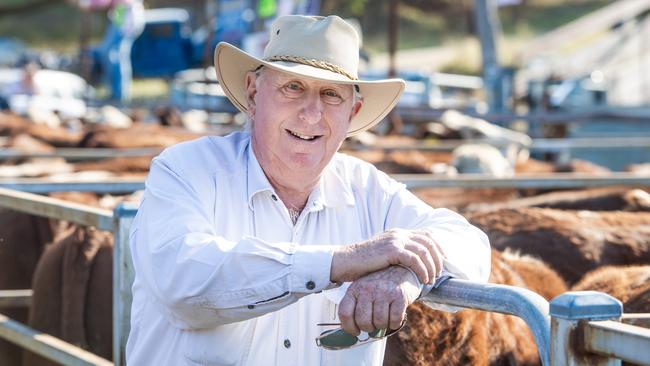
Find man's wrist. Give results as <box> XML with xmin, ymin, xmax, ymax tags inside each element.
<box><xmin>394</xmin><ymin>264</ymin><xmax>424</xmax><ymax>292</ymax></box>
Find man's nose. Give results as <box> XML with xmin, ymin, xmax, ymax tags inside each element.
<box><xmin>298</xmin><ymin>92</ymin><xmax>323</xmax><ymax>124</ymax></box>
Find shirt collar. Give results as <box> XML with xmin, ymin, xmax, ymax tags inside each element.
<box><xmin>247</xmin><ymin>139</ymin><xmax>274</xmax><ymax>211</ymax></box>
<box><xmin>246</xmin><ymin>142</ymin><xmax>356</xmax><ymax>211</ymax></box>
<box><xmin>309</xmin><ymin>160</ymin><xmax>356</xmax><ymax>211</ymax></box>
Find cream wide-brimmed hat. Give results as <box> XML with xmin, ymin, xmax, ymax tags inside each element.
<box><xmin>214</xmin><ymin>15</ymin><xmax>405</xmax><ymax>136</ymax></box>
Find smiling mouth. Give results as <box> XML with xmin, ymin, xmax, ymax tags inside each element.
<box><xmin>287</xmin><ymin>129</ymin><xmax>322</xmax><ymax>141</ymax></box>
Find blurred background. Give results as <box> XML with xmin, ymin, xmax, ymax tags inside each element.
<box><xmin>1</xmin><ymin>0</ymin><xmax>650</xmax><ymax>172</ymax></box>
<box><xmin>2</xmin><ymin>4</ymin><xmax>650</xmax><ymax>366</ymax></box>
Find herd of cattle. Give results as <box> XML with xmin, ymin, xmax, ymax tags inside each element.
<box><xmin>0</xmin><ymin>111</ymin><xmax>648</xmax><ymax>365</ymax></box>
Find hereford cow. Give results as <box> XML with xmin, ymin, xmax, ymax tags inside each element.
<box><xmin>0</xmin><ymin>112</ymin><xmax>83</xmax><ymax>147</ymax></box>
<box><xmin>23</xmin><ymin>226</ymin><xmax>113</xmax><ymax>366</ymax></box>
<box><xmin>78</xmin><ymin>123</ymin><xmax>201</xmax><ymax>149</ymax></box>
<box><xmin>0</xmin><ymin>192</ymin><xmax>104</xmax><ymax>365</ymax></box>
<box><xmin>73</xmin><ymin>156</ymin><xmax>153</xmax><ymax>176</ymax></box>
<box><xmin>384</xmin><ymin>249</ymin><xmax>567</xmax><ymax>366</ymax></box>
<box><xmin>572</xmin><ymin>265</ymin><xmax>650</xmax><ymax>314</ymax></box>
<box><xmin>466</xmin><ymin>188</ymin><xmax>650</xmax><ymax>213</ymax></box>
<box><xmin>20</xmin><ymin>190</ymin><xmax>143</xmax><ymax>365</ymax></box>
<box><xmin>343</xmin><ymin>149</ymin><xmax>452</xmax><ymax>174</ymax></box>
<box><xmin>466</xmin><ymin>208</ymin><xmax>650</xmax><ymax>284</ymax></box>
<box><xmin>0</xmin><ymin>210</ymin><xmax>55</xmax><ymax>365</ymax></box>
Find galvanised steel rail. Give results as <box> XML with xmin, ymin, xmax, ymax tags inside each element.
<box><xmin>395</xmin><ymin>105</ymin><xmax>650</xmax><ymax>125</ymax></box>
<box><xmin>0</xmin><ymin>313</ymin><xmax>112</xmax><ymax>366</ymax></box>
<box><xmin>582</xmin><ymin>320</ymin><xmax>650</xmax><ymax>365</ymax></box>
<box><xmin>0</xmin><ymin>135</ymin><xmax>646</xmax><ymax>163</ymax></box>
<box><xmin>1</xmin><ymin>173</ymin><xmax>650</xmax><ymax>194</ymax></box>
<box><xmin>0</xmin><ymin>187</ymin><xmax>136</xmax><ymax>366</ymax></box>
<box><xmin>112</xmin><ymin>203</ymin><xmax>138</xmax><ymax>366</ymax></box>
<box><xmin>396</xmin><ymin>173</ymin><xmax>650</xmax><ymax>189</ymax></box>
<box><xmin>550</xmin><ymin>291</ymin><xmax>650</xmax><ymax>365</ymax></box>
<box><xmin>0</xmin><ymin>147</ymin><xmax>161</xmax><ymax>161</ymax></box>
<box><xmin>0</xmin><ymin>178</ymin><xmax>146</xmax><ymax>194</ymax></box>
<box><xmin>343</xmin><ymin>137</ymin><xmax>650</xmax><ymax>152</ymax></box>
<box><xmin>422</xmin><ymin>279</ymin><xmax>551</xmax><ymax>366</ymax></box>
<box><xmin>0</xmin><ymin>187</ymin><xmax>113</xmax><ymax>230</ymax></box>
<box><xmin>0</xmin><ymin>289</ymin><xmax>32</xmax><ymax>308</ymax></box>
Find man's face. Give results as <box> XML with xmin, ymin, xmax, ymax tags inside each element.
<box><xmin>246</xmin><ymin>68</ymin><xmax>362</xmax><ymax>189</ymax></box>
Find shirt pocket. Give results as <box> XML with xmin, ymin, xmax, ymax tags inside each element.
<box><xmin>181</xmin><ymin>321</ymin><xmax>256</xmax><ymax>366</ymax></box>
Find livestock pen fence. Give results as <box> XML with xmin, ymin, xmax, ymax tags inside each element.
<box><xmin>0</xmin><ymin>180</ymin><xmax>648</xmax><ymax>366</ymax></box>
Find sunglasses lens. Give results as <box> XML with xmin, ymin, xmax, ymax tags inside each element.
<box><xmin>372</xmin><ymin>328</ymin><xmax>387</xmax><ymax>338</ymax></box>
<box><xmin>318</xmin><ymin>329</ymin><xmax>359</xmax><ymax>349</ymax></box>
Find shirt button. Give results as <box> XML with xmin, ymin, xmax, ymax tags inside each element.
<box><xmin>283</xmin><ymin>339</ymin><xmax>291</xmax><ymax>348</ymax></box>
<box><xmin>306</xmin><ymin>281</ymin><xmax>315</xmax><ymax>290</ymax></box>
<box><xmin>271</xmin><ymin>194</ymin><xmax>278</xmax><ymax>201</ymax></box>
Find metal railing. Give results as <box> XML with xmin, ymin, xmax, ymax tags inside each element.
<box><xmin>0</xmin><ymin>313</ymin><xmax>112</xmax><ymax>366</ymax></box>
<box><xmin>550</xmin><ymin>292</ymin><xmax>650</xmax><ymax>366</ymax></box>
<box><xmin>1</xmin><ymin>186</ymin><xmax>649</xmax><ymax>366</ymax></box>
<box><xmin>397</xmin><ymin>172</ymin><xmax>650</xmax><ymax>189</ymax></box>
<box><xmin>2</xmin><ymin>136</ymin><xmax>648</xmax><ymax>161</ymax></box>
<box><xmin>0</xmin><ymin>187</ymin><xmax>133</xmax><ymax>366</ymax></box>
<box><xmin>344</xmin><ymin>137</ymin><xmax>650</xmax><ymax>152</ymax></box>
<box><xmin>0</xmin><ymin>148</ymin><xmax>161</xmax><ymax>161</ymax></box>
<box><xmin>0</xmin><ymin>178</ymin><xmax>145</xmax><ymax>194</ymax></box>
<box><xmin>1</xmin><ymin>172</ymin><xmax>649</xmax><ymax>194</ymax></box>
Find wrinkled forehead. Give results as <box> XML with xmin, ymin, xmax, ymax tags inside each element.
<box><xmin>256</xmin><ymin>67</ymin><xmax>356</xmax><ymax>95</ymax></box>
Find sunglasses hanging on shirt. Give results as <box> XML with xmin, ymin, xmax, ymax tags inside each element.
<box><xmin>315</xmin><ymin>318</ymin><xmax>407</xmax><ymax>350</ymax></box>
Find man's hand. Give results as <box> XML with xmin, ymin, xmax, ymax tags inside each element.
<box><xmin>330</xmin><ymin>228</ymin><xmax>444</xmax><ymax>284</ymax></box>
<box><xmin>338</xmin><ymin>266</ymin><xmax>420</xmax><ymax>336</ymax></box>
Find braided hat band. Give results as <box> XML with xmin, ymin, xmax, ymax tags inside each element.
<box><xmin>265</xmin><ymin>55</ymin><xmax>358</xmax><ymax>81</ymax></box>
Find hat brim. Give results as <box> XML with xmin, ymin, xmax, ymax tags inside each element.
<box><xmin>214</xmin><ymin>42</ymin><xmax>405</xmax><ymax>136</ymax></box>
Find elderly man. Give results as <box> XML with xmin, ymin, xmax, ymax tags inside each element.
<box><xmin>126</xmin><ymin>15</ymin><xmax>490</xmax><ymax>365</ymax></box>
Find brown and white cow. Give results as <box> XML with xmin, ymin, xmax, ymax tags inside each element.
<box><xmin>383</xmin><ymin>249</ymin><xmax>567</xmax><ymax>366</ymax></box>
<box><xmin>572</xmin><ymin>265</ymin><xmax>650</xmax><ymax>314</ymax></box>
<box><xmin>466</xmin><ymin>208</ymin><xmax>650</xmax><ymax>285</ymax></box>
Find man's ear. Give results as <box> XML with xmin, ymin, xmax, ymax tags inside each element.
<box><xmin>349</xmin><ymin>97</ymin><xmax>363</xmax><ymax>120</ymax></box>
<box><xmin>245</xmin><ymin>71</ymin><xmax>257</xmax><ymax>118</ymax></box>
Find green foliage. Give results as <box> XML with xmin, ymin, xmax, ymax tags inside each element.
<box><xmin>1</xmin><ymin>0</ymin><xmax>611</xmax><ymax>56</ymax></box>
<box><xmin>0</xmin><ymin>2</ymin><xmax>107</xmax><ymax>50</ymax></box>
<box><xmin>499</xmin><ymin>0</ymin><xmax>610</xmax><ymax>37</ymax></box>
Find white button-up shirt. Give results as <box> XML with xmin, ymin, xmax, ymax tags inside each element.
<box><xmin>126</xmin><ymin>132</ymin><xmax>490</xmax><ymax>366</ymax></box>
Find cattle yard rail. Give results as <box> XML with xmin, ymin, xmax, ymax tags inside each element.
<box><xmin>551</xmin><ymin>292</ymin><xmax>650</xmax><ymax>366</ymax></box>
<box><xmin>0</xmin><ymin>178</ymin><xmax>146</xmax><ymax>194</ymax></box>
<box><xmin>0</xmin><ymin>187</ymin><xmax>649</xmax><ymax>365</ymax></box>
<box><xmin>0</xmin><ymin>313</ymin><xmax>112</xmax><ymax>366</ymax></box>
<box><xmin>396</xmin><ymin>173</ymin><xmax>650</xmax><ymax>189</ymax></box>
<box><xmin>0</xmin><ymin>148</ymin><xmax>162</xmax><ymax>161</ymax></box>
<box><xmin>0</xmin><ymin>137</ymin><xmax>646</xmax><ymax>160</ymax></box>
<box><xmin>0</xmin><ymin>187</ymin><xmax>133</xmax><ymax>366</ymax></box>
<box><xmin>344</xmin><ymin>136</ymin><xmax>650</xmax><ymax>152</ymax></box>
<box><xmin>0</xmin><ymin>290</ymin><xmax>32</xmax><ymax>308</ymax></box>
<box><xmin>1</xmin><ymin>173</ymin><xmax>649</xmax><ymax>194</ymax></box>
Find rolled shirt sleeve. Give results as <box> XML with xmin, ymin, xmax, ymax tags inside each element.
<box><xmin>383</xmin><ymin>182</ymin><xmax>491</xmax><ymax>287</ymax></box>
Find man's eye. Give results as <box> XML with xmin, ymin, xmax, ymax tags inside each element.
<box><xmin>285</xmin><ymin>82</ymin><xmax>303</xmax><ymax>91</ymax></box>
<box><xmin>322</xmin><ymin>89</ymin><xmax>343</xmax><ymax>104</ymax></box>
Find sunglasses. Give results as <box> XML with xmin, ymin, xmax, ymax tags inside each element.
<box><xmin>315</xmin><ymin>318</ymin><xmax>406</xmax><ymax>350</ymax></box>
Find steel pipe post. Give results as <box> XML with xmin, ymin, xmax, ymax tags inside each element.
<box><xmin>550</xmin><ymin>291</ymin><xmax>623</xmax><ymax>366</ymax></box>
<box><xmin>113</xmin><ymin>202</ymin><xmax>139</xmax><ymax>366</ymax></box>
